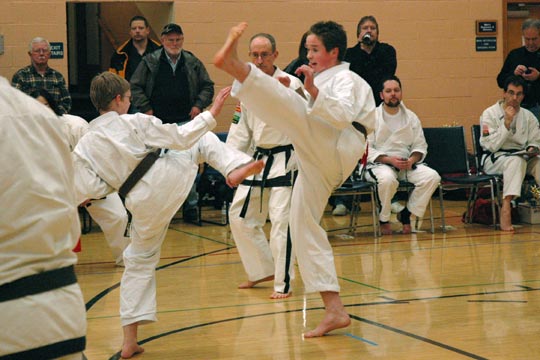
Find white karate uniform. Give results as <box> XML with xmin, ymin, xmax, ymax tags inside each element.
<box><xmin>227</xmin><ymin>67</ymin><xmax>301</xmax><ymax>294</ymax></box>
<box><xmin>364</xmin><ymin>104</ymin><xmax>441</xmax><ymax>222</ymax></box>
<box><xmin>231</xmin><ymin>63</ymin><xmax>376</xmax><ymax>293</ymax></box>
<box><xmin>73</xmin><ymin>111</ymin><xmax>252</xmax><ymax>326</ymax></box>
<box><xmin>0</xmin><ymin>78</ymin><xmax>86</xmax><ymax>358</ymax></box>
<box><xmin>59</xmin><ymin>114</ymin><xmax>130</xmax><ymax>265</ymax></box>
<box><xmin>480</xmin><ymin>101</ymin><xmax>540</xmax><ymax>197</ymax></box>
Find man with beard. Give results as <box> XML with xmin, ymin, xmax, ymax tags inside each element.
<box><xmin>365</xmin><ymin>75</ymin><xmax>440</xmax><ymax>235</ymax></box>
<box><xmin>130</xmin><ymin>23</ymin><xmax>215</xmax><ymax>224</ymax></box>
<box><xmin>331</xmin><ymin>15</ymin><xmax>397</xmax><ymax>217</ymax></box>
<box><xmin>480</xmin><ymin>75</ymin><xmax>540</xmax><ymax>231</ymax></box>
<box><xmin>345</xmin><ymin>15</ymin><xmax>397</xmax><ymax>107</ymax></box>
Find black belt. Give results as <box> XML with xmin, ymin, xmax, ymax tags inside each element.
<box><xmin>352</xmin><ymin>121</ymin><xmax>367</xmax><ymax>138</ymax></box>
<box><xmin>119</xmin><ymin>148</ymin><xmax>162</xmax><ymax>236</ymax></box>
<box><xmin>0</xmin><ymin>265</ymin><xmax>77</xmax><ymax>303</ymax></box>
<box><xmin>239</xmin><ymin>144</ymin><xmax>295</xmax><ymax>218</ymax></box>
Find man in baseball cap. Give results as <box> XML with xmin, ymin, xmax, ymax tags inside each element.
<box><xmin>130</xmin><ymin>22</ymin><xmax>214</xmax><ymax>224</ymax></box>
<box><xmin>161</xmin><ymin>23</ymin><xmax>183</xmax><ymax>35</ymax></box>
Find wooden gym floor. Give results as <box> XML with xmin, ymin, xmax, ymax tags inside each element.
<box><xmin>77</xmin><ymin>200</ymin><xmax>540</xmax><ymax>359</ymax></box>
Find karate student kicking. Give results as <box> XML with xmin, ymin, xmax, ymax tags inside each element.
<box><xmin>73</xmin><ymin>72</ymin><xmax>264</xmax><ymax>358</ymax></box>
<box><xmin>214</xmin><ymin>21</ymin><xmax>376</xmax><ymax>337</ymax></box>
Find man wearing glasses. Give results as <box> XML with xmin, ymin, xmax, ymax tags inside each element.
<box><xmin>226</xmin><ymin>33</ymin><xmax>302</xmax><ymax>299</ymax></box>
<box><xmin>480</xmin><ymin>75</ymin><xmax>540</xmax><ymax>231</ymax></box>
<box><xmin>12</xmin><ymin>37</ymin><xmax>72</xmax><ymax>114</ymax></box>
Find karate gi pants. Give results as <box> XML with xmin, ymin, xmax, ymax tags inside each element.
<box><xmin>365</xmin><ymin>164</ymin><xmax>441</xmax><ymax>222</ymax></box>
<box><xmin>484</xmin><ymin>155</ymin><xmax>540</xmax><ymax>197</ymax></box>
<box><xmin>229</xmin><ymin>178</ymin><xmax>294</xmax><ymax>293</ymax></box>
<box><xmin>85</xmin><ymin>192</ymin><xmax>129</xmax><ymax>265</ymax></box>
<box><xmin>120</xmin><ymin>133</ymin><xmax>251</xmax><ymax>326</ymax></box>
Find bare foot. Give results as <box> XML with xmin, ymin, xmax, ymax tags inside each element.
<box><xmin>214</xmin><ymin>22</ymin><xmax>250</xmax><ymax>82</ymax></box>
<box><xmin>238</xmin><ymin>275</ymin><xmax>274</xmax><ymax>289</ymax></box>
<box><xmin>120</xmin><ymin>343</ymin><xmax>144</xmax><ymax>359</ymax></box>
<box><xmin>381</xmin><ymin>222</ymin><xmax>392</xmax><ymax>235</ymax></box>
<box><xmin>303</xmin><ymin>310</ymin><xmax>351</xmax><ymax>338</ymax></box>
<box><xmin>270</xmin><ymin>291</ymin><xmax>292</xmax><ymax>299</ymax></box>
<box><xmin>500</xmin><ymin>203</ymin><xmax>514</xmax><ymax>232</ymax></box>
<box><xmin>402</xmin><ymin>224</ymin><xmax>412</xmax><ymax>234</ymax></box>
<box><xmin>226</xmin><ymin>160</ymin><xmax>264</xmax><ymax>187</ymax></box>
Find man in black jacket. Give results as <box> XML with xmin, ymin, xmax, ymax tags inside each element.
<box><xmin>130</xmin><ymin>23</ymin><xmax>215</xmax><ymax>224</ymax></box>
<box><xmin>345</xmin><ymin>15</ymin><xmax>397</xmax><ymax>107</ymax></box>
<box><xmin>497</xmin><ymin>18</ymin><xmax>540</xmax><ymax>120</ymax></box>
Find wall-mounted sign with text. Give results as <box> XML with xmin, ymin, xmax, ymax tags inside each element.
<box><xmin>476</xmin><ymin>37</ymin><xmax>497</xmax><ymax>52</ymax></box>
<box><xmin>49</xmin><ymin>42</ymin><xmax>64</xmax><ymax>59</ymax></box>
<box><xmin>476</xmin><ymin>20</ymin><xmax>497</xmax><ymax>36</ymax></box>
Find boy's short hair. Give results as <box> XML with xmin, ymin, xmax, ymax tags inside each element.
<box><xmin>308</xmin><ymin>21</ymin><xmax>347</xmax><ymax>61</ymax></box>
<box><xmin>90</xmin><ymin>72</ymin><xmax>130</xmax><ymax>112</ymax></box>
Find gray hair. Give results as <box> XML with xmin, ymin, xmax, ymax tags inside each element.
<box><xmin>28</xmin><ymin>37</ymin><xmax>50</xmax><ymax>52</ymax></box>
<box><xmin>249</xmin><ymin>33</ymin><xmax>276</xmax><ymax>52</ymax></box>
<box><xmin>522</xmin><ymin>18</ymin><xmax>540</xmax><ymax>32</ymax></box>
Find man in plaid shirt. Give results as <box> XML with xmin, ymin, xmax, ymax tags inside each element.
<box><xmin>12</xmin><ymin>37</ymin><xmax>71</xmax><ymax>114</ymax></box>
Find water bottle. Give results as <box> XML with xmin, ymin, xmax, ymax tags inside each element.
<box><xmin>221</xmin><ymin>201</ymin><xmax>227</xmax><ymax>224</ymax></box>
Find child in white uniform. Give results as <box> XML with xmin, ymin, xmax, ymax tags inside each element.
<box><xmin>214</xmin><ymin>21</ymin><xmax>376</xmax><ymax>337</ymax></box>
<box><xmin>73</xmin><ymin>72</ymin><xmax>263</xmax><ymax>358</ymax></box>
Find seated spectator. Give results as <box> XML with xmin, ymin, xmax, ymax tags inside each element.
<box><xmin>365</xmin><ymin>75</ymin><xmax>440</xmax><ymax>234</ymax></box>
<box><xmin>480</xmin><ymin>75</ymin><xmax>540</xmax><ymax>231</ymax></box>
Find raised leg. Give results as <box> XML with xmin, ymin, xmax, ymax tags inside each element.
<box><xmin>214</xmin><ymin>22</ymin><xmax>252</xmax><ymax>82</ymax></box>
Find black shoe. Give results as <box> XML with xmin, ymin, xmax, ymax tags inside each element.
<box><xmin>183</xmin><ymin>208</ymin><xmax>200</xmax><ymax>225</ymax></box>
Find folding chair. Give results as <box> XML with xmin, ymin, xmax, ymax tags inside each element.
<box><xmin>472</xmin><ymin>124</ymin><xmax>536</xmax><ymax>225</ymax></box>
<box><xmin>423</xmin><ymin>126</ymin><xmax>500</xmax><ymax>230</ymax></box>
<box><xmin>328</xmin><ymin>179</ymin><xmax>381</xmax><ymax>238</ymax></box>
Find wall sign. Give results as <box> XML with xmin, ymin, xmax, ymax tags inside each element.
<box><xmin>476</xmin><ymin>37</ymin><xmax>497</xmax><ymax>52</ymax></box>
<box><xmin>49</xmin><ymin>42</ymin><xmax>64</xmax><ymax>59</ymax></box>
<box><xmin>476</xmin><ymin>20</ymin><xmax>497</xmax><ymax>36</ymax></box>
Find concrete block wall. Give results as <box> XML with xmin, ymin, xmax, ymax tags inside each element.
<box><xmin>0</xmin><ymin>0</ymin><xmax>505</xmax><ymax>144</ymax></box>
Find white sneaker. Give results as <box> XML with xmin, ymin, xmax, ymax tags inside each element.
<box><xmin>332</xmin><ymin>204</ymin><xmax>348</xmax><ymax>216</ymax></box>
<box><xmin>391</xmin><ymin>201</ymin><xmax>405</xmax><ymax>214</ymax></box>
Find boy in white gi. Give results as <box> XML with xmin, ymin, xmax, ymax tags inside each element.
<box><xmin>0</xmin><ymin>77</ymin><xmax>86</xmax><ymax>359</ymax></box>
<box><xmin>227</xmin><ymin>32</ymin><xmax>302</xmax><ymax>299</ymax></box>
<box><xmin>480</xmin><ymin>75</ymin><xmax>540</xmax><ymax>231</ymax></box>
<box><xmin>32</xmin><ymin>88</ymin><xmax>129</xmax><ymax>265</ymax></box>
<box><xmin>214</xmin><ymin>21</ymin><xmax>376</xmax><ymax>337</ymax></box>
<box><xmin>365</xmin><ymin>75</ymin><xmax>440</xmax><ymax>235</ymax></box>
<box><xmin>73</xmin><ymin>72</ymin><xmax>264</xmax><ymax>358</ymax></box>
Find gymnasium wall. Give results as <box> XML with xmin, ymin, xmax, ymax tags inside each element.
<box><xmin>0</xmin><ymin>0</ymin><xmax>504</xmax><ymax>141</ymax></box>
